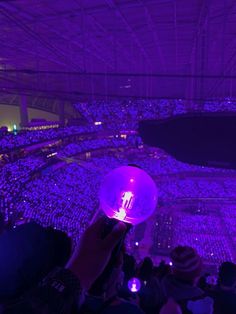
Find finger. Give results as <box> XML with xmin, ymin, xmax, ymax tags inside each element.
<box><xmin>103</xmin><ymin>222</ymin><xmax>126</xmax><ymax>250</ymax></box>
<box><xmin>87</xmin><ymin>216</ymin><xmax>105</xmax><ymax>235</ymax></box>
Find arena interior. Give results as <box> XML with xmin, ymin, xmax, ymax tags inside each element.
<box><xmin>1</xmin><ymin>0</ymin><xmax>236</xmax><ymax>296</ymax></box>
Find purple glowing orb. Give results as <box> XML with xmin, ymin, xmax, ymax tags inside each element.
<box><xmin>99</xmin><ymin>166</ymin><xmax>158</xmax><ymax>225</ymax></box>
<box><xmin>128</xmin><ymin>277</ymin><xmax>141</xmax><ymax>292</ymax></box>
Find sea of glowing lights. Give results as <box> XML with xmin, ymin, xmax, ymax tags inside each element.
<box><xmin>1</xmin><ymin>99</ymin><xmax>236</xmax><ymax>266</ymax></box>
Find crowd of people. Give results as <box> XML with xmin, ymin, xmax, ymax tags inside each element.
<box><xmin>15</xmin><ymin>163</ymin><xmax>101</xmax><ymax>240</ymax></box>
<box><xmin>149</xmin><ymin>208</ymin><xmax>236</xmax><ymax>266</ymax></box>
<box><xmin>158</xmin><ymin>179</ymin><xmax>236</xmax><ymax>199</ymax></box>
<box><xmin>74</xmin><ymin>99</ymin><xmax>189</xmax><ymax>130</ymax></box>
<box><xmin>204</xmin><ymin>98</ymin><xmax>236</xmax><ymax>112</ymax></box>
<box><xmin>0</xmin><ymin>125</ymin><xmax>98</xmax><ymax>153</ymax></box>
<box><xmin>0</xmin><ymin>135</ymin><xmax>139</xmax><ymax>229</ymax></box>
<box><xmin>3</xmin><ymin>98</ymin><xmax>236</xmax><ymax>154</ymax></box>
<box><xmin>1</xmin><ymin>129</ymin><xmax>236</xmax><ymax>265</ymax></box>
<box><xmin>1</xmin><ymin>118</ymin><xmax>236</xmax><ymax>313</ymax></box>
<box><xmin>57</xmin><ymin>137</ymin><xmax>131</xmax><ymax>158</ymax></box>
<box><xmin>75</xmin><ymin>98</ymin><xmax>236</xmax><ymax>131</ymax></box>
<box><xmin>1</xmin><ymin>151</ymin><xmax>232</xmax><ymax>266</ymax></box>
<box><xmin>0</xmin><ymin>218</ymin><xmax>236</xmax><ymax>313</ymax></box>
<box><xmin>0</xmin><ymin>155</ymin><xmax>46</xmax><ymax>220</ymax></box>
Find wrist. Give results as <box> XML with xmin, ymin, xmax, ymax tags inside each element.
<box><xmin>67</xmin><ymin>261</ymin><xmax>94</xmax><ymax>290</ymax></box>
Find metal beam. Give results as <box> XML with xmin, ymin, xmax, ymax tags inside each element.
<box><xmin>73</xmin><ymin>0</ymin><xmax>136</xmax><ymax>69</ymax></box>
<box><xmin>2</xmin><ymin>69</ymin><xmax>236</xmax><ymax>79</ymax></box>
<box><xmin>185</xmin><ymin>0</ymin><xmax>209</xmax><ymax>108</ymax></box>
<box><xmin>139</xmin><ymin>0</ymin><xmax>166</xmax><ymax>72</ymax></box>
<box><xmin>0</xmin><ymin>4</ymin><xmax>84</xmax><ymax>71</ymax></box>
<box><xmin>207</xmin><ymin>0</ymin><xmax>236</xmax><ymax>98</ymax></box>
<box><xmin>0</xmin><ymin>42</ymin><xmax>67</xmax><ymax>68</ymax></box>
<box><xmin>105</xmin><ymin>0</ymin><xmax>152</xmax><ymax>69</ymax></box>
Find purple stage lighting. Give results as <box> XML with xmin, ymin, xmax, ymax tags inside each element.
<box><xmin>128</xmin><ymin>277</ymin><xmax>141</xmax><ymax>293</ymax></box>
<box><xmin>99</xmin><ymin>166</ymin><xmax>158</xmax><ymax>225</ymax></box>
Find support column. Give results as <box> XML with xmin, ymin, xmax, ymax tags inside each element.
<box><xmin>20</xmin><ymin>95</ymin><xmax>29</xmax><ymax>127</ymax></box>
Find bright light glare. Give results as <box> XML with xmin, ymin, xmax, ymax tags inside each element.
<box><xmin>128</xmin><ymin>278</ymin><xmax>141</xmax><ymax>293</ymax></box>
<box><xmin>113</xmin><ymin>191</ymin><xmax>134</xmax><ymax>220</ymax></box>
<box><xmin>99</xmin><ymin>166</ymin><xmax>158</xmax><ymax>225</ymax></box>
<box><xmin>114</xmin><ymin>207</ymin><xmax>126</xmax><ymax>220</ymax></box>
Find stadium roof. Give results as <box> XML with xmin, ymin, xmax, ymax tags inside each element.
<box><xmin>0</xmin><ymin>0</ymin><xmax>236</xmax><ymax>113</ymax></box>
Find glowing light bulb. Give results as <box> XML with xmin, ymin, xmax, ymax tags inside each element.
<box><xmin>99</xmin><ymin>166</ymin><xmax>158</xmax><ymax>225</ymax></box>
<box><xmin>128</xmin><ymin>277</ymin><xmax>141</xmax><ymax>292</ymax></box>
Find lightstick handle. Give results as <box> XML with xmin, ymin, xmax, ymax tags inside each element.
<box><xmin>89</xmin><ymin>217</ymin><xmax>131</xmax><ymax>296</ymax></box>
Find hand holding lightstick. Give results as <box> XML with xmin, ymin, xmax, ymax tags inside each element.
<box><xmin>90</xmin><ymin>165</ymin><xmax>158</xmax><ymax>296</ymax></box>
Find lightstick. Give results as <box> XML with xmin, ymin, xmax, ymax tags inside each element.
<box><xmin>90</xmin><ymin>166</ymin><xmax>157</xmax><ymax>296</ymax></box>
<box><xmin>128</xmin><ymin>277</ymin><xmax>141</xmax><ymax>293</ymax></box>
<box><xmin>99</xmin><ymin>166</ymin><xmax>158</xmax><ymax>225</ymax></box>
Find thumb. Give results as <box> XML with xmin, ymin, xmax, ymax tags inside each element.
<box><xmin>103</xmin><ymin>222</ymin><xmax>126</xmax><ymax>250</ymax></box>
